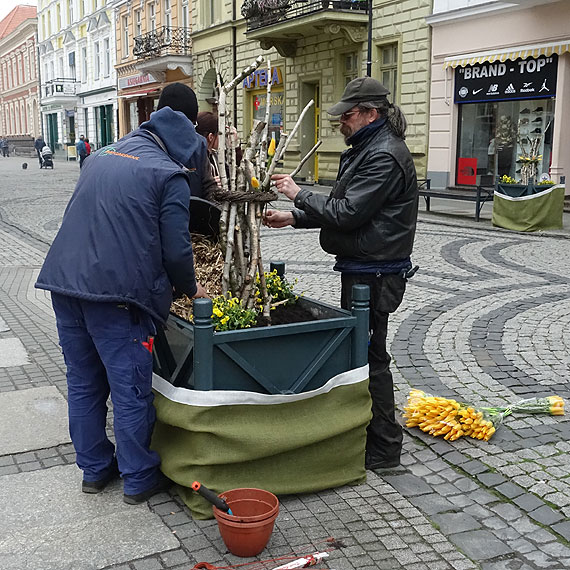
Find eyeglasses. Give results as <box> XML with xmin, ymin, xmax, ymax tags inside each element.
<box><xmin>340</xmin><ymin>110</ymin><xmax>361</xmax><ymax>121</ymax></box>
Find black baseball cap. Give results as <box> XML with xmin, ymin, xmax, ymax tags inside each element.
<box><xmin>328</xmin><ymin>77</ymin><xmax>390</xmax><ymax>116</ymax></box>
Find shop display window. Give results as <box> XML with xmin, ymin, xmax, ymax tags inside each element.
<box><xmin>457</xmin><ymin>99</ymin><xmax>554</xmax><ymax>185</ymax></box>
<box><xmin>250</xmin><ymin>88</ymin><xmax>284</xmax><ymax>146</ymax></box>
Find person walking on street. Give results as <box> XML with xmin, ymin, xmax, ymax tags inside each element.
<box><xmin>264</xmin><ymin>77</ymin><xmax>418</xmax><ymax>470</ymax></box>
<box><xmin>34</xmin><ymin>136</ymin><xmax>45</xmax><ymax>167</ymax></box>
<box><xmin>76</xmin><ymin>135</ymin><xmax>87</xmax><ymax>167</ymax></box>
<box><xmin>36</xmin><ymin>82</ymin><xmax>208</xmax><ymax>505</ymax></box>
<box><xmin>84</xmin><ymin>138</ymin><xmax>91</xmax><ymax>156</ymax></box>
<box><xmin>0</xmin><ymin>137</ymin><xmax>9</xmax><ymax>157</ymax></box>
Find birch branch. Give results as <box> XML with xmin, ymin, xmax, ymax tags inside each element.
<box><xmin>261</xmin><ymin>133</ymin><xmax>288</xmax><ymax>189</ymax></box>
<box><xmin>223</xmin><ymin>55</ymin><xmax>265</xmax><ymax>94</ymax></box>
<box><xmin>289</xmin><ymin>140</ymin><xmax>322</xmax><ymax>178</ymax></box>
<box><xmin>275</xmin><ymin>99</ymin><xmax>314</xmax><ymax>162</ymax></box>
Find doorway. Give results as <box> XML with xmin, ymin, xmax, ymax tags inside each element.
<box><xmin>300</xmin><ymin>82</ymin><xmax>320</xmax><ymax>183</ymax></box>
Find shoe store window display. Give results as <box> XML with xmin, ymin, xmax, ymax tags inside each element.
<box><xmin>457</xmin><ymin>99</ymin><xmax>554</xmax><ymax>185</ymax></box>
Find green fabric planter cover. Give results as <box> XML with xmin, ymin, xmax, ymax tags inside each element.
<box><xmin>492</xmin><ymin>185</ymin><xmax>564</xmax><ymax>232</ymax></box>
<box><xmin>151</xmin><ymin>366</ymin><xmax>371</xmax><ymax>519</ymax></box>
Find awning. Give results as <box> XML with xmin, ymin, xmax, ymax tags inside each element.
<box><xmin>444</xmin><ymin>40</ymin><xmax>570</xmax><ymax>69</ymax></box>
<box><xmin>120</xmin><ymin>88</ymin><xmax>160</xmax><ymax>99</ymax></box>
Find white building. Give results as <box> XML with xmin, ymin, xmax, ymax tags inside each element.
<box><xmin>426</xmin><ymin>0</ymin><xmax>570</xmax><ymax>188</ymax></box>
<box><xmin>37</xmin><ymin>0</ymin><xmax>117</xmax><ymax>155</ymax></box>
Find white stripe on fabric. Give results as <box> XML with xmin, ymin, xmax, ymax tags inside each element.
<box><xmin>152</xmin><ymin>365</ymin><xmax>369</xmax><ymax>407</ymax></box>
<box><xmin>494</xmin><ymin>185</ymin><xmax>562</xmax><ymax>202</ymax></box>
<box><xmin>443</xmin><ymin>41</ymin><xmax>570</xmax><ymax>68</ymax></box>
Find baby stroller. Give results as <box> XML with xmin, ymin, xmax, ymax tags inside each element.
<box><xmin>40</xmin><ymin>145</ymin><xmax>54</xmax><ymax>169</ymax></box>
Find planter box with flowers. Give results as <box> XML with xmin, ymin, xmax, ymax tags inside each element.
<box><xmin>493</xmin><ymin>174</ymin><xmax>564</xmax><ymax>231</ymax></box>
<box><xmin>150</xmin><ymin>57</ymin><xmax>372</xmax><ymax>519</ymax></box>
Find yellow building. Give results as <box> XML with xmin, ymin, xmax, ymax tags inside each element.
<box><xmin>191</xmin><ymin>0</ymin><xmax>431</xmax><ymax>183</ymax></box>
<box><xmin>117</xmin><ymin>1</ymin><xmax>431</xmax><ymax>181</ymax></box>
<box><xmin>114</xmin><ymin>0</ymin><xmax>193</xmax><ymax>137</ymax></box>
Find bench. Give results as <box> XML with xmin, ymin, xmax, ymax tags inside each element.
<box><xmin>418</xmin><ymin>178</ymin><xmax>495</xmax><ymax>222</ymax></box>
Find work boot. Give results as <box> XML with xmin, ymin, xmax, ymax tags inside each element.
<box><xmin>123</xmin><ymin>474</ymin><xmax>173</xmax><ymax>505</ymax></box>
<box><xmin>82</xmin><ymin>459</ymin><xmax>120</xmax><ymax>494</ymax></box>
<box><xmin>365</xmin><ymin>452</ymin><xmax>400</xmax><ymax>470</ymax></box>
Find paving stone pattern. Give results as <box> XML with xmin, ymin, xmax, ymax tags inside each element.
<box><xmin>0</xmin><ymin>157</ymin><xmax>569</xmax><ymax>569</ymax></box>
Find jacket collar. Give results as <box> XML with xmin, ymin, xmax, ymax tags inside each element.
<box><xmin>346</xmin><ymin>117</ymin><xmax>386</xmax><ymax>147</ymax></box>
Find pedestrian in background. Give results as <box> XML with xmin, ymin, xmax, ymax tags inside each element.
<box><xmin>36</xmin><ymin>82</ymin><xmax>208</xmax><ymax>505</ymax></box>
<box><xmin>34</xmin><ymin>135</ymin><xmax>45</xmax><ymax>167</ymax></box>
<box><xmin>75</xmin><ymin>135</ymin><xmax>87</xmax><ymax>167</ymax></box>
<box><xmin>84</xmin><ymin>138</ymin><xmax>91</xmax><ymax>156</ymax></box>
<box><xmin>0</xmin><ymin>137</ymin><xmax>9</xmax><ymax>157</ymax></box>
<box><xmin>264</xmin><ymin>77</ymin><xmax>419</xmax><ymax>470</ymax></box>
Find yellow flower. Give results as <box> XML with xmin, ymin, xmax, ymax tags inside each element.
<box><xmin>212</xmin><ymin>308</ymin><xmax>223</xmax><ymax>318</ymax></box>
<box><xmin>251</xmin><ymin>176</ymin><xmax>260</xmax><ymax>188</ymax></box>
<box><xmin>221</xmin><ymin>316</ymin><xmax>229</xmax><ymax>325</ymax></box>
<box><xmin>268</xmin><ymin>138</ymin><xmax>276</xmax><ymax>157</ymax></box>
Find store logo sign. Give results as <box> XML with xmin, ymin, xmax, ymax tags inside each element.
<box><xmin>243</xmin><ymin>67</ymin><xmax>283</xmax><ymax>89</ymax></box>
<box><xmin>454</xmin><ymin>54</ymin><xmax>558</xmax><ymax>103</ymax></box>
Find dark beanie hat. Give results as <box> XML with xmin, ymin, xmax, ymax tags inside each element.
<box><xmin>157</xmin><ymin>82</ymin><xmax>198</xmax><ymax>122</ymax></box>
<box><xmin>195</xmin><ymin>111</ymin><xmax>219</xmax><ymax>138</ymax></box>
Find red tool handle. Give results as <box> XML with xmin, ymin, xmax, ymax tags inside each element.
<box><xmin>191</xmin><ymin>481</ymin><xmax>231</xmax><ymax>513</ymax></box>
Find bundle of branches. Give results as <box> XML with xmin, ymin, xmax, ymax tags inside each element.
<box><xmin>209</xmin><ymin>54</ymin><xmax>321</xmax><ymax>319</ymax></box>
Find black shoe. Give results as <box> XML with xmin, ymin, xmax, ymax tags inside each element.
<box><xmin>520</xmin><ymin>108</ymin><xmax>530</xmax><ymax>114</ymax></box>
<box><xmin>535</xmin><ymin>106</ymin><xmax>543</xmax><ymax>112</ymax></box>
<box><xmin>520</xmin><ymin>118</ymin><xmax>529</xmax><ymax>125</ymax></box>
<box><xmin>532</xmin><ymin>117</ymin><xmax>542</xmax><ymax>123</ymax></box>
<box><xmin>365</xmin><ymin>453</ymin><xmax>401</xmax><ymax>470</ymax></box>
<box><xmin>532</xmin><ymin>128</ymin><xmax>542</xmax><ymax>133</ymax></box>
<box><xmin>123</xmin><ymin>474</ymin><xmax>173</xmax><ymax>505</ymax></box>
<box><xmin>82</xmin><ymin>459</ymin><xmax>120</xmax><ymax>494</ymax></box>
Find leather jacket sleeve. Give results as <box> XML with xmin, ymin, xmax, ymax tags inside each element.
<box><xmin>294</xmin><ymin>152</ymin><xmax>404</xmax><ymax>230</ymax></box>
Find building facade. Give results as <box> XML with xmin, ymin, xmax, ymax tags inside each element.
<box><xmin>191</xmin><ymin>0</ymin><xmax>431</xmax><ymax>183</ymax></box>
<box><xmin>427</xmin><ymin>0</ymin><xmax>570</xmax><ymax>188</ymax></box>
<box><xmin>112</xmin><ymin>0</ymin><xmax>192</xmax><ymax>138</ymax></box>
<box><xmin>0</xmin><ymin>5</ymin><xmax>40</xmax><ymax>150</ymax></box>
<box><xmin>37</xmin><ymin>0</ymin><xmax>117</xmax><ymax>154</ymax></box>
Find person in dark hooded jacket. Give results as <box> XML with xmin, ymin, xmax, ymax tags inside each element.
<box><xmin>35</xmin><ymin>82</ymin><xmax>208</xmax><ymax>505</ymax></box>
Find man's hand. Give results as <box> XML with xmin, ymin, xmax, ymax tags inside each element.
<box><xmin>263</xmin><ymin>209</ymin><xmax>295</xmax><ymax>228</ymax></box>
<box><xmin>271</xmin><ymin>174</ymin><xmax>300</xmax><ymax>201</ymax></box>
<box><xmin>192</xmin><ymin>282</ymin><xmax>209</xmax><ymax>298</ymax></box>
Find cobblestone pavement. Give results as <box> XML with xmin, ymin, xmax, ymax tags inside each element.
<box><xmin>0</xmin><ymin>156</ymin><xmax>569</xmax><ymax>570</ymax></box>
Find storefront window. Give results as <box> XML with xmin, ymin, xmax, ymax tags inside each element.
<box><xmin>251</xmin><ymin>89</ymin><xmax>284</xmax><ymax>146</ymax></box>
<box><xmin>457</xmin><ymin>99</ymin><xmax>554</xmax><ymax>184</ymax></box>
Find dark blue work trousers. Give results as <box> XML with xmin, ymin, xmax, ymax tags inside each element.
<box><xmin>51</xmin><ymin>293</ymin><xmax>160</xmax><ymax>495</ymax></box>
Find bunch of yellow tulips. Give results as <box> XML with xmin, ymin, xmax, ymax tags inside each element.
<box><xmin>403</xmin><ymin>390</ymin><xmax>501</xmax><ymax>441</ymax></box>
<box><xmin>403</xmin><ymin>390</ymin><xmax>565</xmax><ymax>443</ymax></box>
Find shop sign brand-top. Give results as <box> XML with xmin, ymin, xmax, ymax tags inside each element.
<box><xmin>454</xmin><ymin>54</ymin><xmax>558</xmax><ymax>103</ymax></box>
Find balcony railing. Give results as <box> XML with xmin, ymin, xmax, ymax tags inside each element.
<box><xmin>133</xmin><ymin>26</ymin><xmax>191</xmax><ymax>61</ymax></box>
<box><xmin>244</xmin><ymin>0</ymin><xmax>368</xmax><ymax>32</ymax></box>
<box><xmin>43</xmin><ymin>78</ymin><xmax>77</xmax><ymax>98</ymax></box>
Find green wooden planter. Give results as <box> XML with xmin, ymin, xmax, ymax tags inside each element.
<box><xmin>153</xmin><ymin>283</ymin><xmax>370</xmax><ymax>394</ymax></box>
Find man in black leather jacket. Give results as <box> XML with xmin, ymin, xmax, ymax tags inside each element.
<box><xmin>265</xmin><ymin>77</ymin><xmax>418</xmax><ymax>470</ymax></box>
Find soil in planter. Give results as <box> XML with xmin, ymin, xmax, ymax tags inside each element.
<box><xmin>257</xmin><ymin>302</ymin><xmax>316</xmax><ymax>327</ymax></box>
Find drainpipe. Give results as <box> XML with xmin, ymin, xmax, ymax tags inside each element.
<box><xmin>366</xmin><ymin>0</ymin><xmax>372</xmax><ymax>77</ymax></box>
<box><xmin>232</xmin><ymin>0</ymin><xmax>237</xmax><ymax>124</ymax></box>
<box><xmin>36</xmin><ymin>30</ymin><xmax>44</xmax><ymax>140</ymax></box>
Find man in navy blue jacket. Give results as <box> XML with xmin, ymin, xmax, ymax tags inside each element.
<box><xmin>36</xmin><ymin>83</ymin><xmax>207</xmax><ymax>505</ymax></box>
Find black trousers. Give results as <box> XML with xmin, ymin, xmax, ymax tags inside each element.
<box><xmin>341</xmin><ymin>272</ymin><xmax>406</xmax><ymax>461</ymax></box>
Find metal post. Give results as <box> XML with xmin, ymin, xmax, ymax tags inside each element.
<box><xmin>270</xmin><ymin>261</ymin><xmax>285</xmax><ymax>277</ymax></box>
<box><xmin>351</xmin><ymin>284</ymin><xmax>370</xmax><ymax>367</ymax></box>
<box><xmin>366</xmin><ymin>0</ymin><xmax>373</xmax><ymax>77</ymax></box>
<box><xmin>193</xmin><ymin>298</ymin><xmax>214</xmax><ymax>390</ymax></box>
